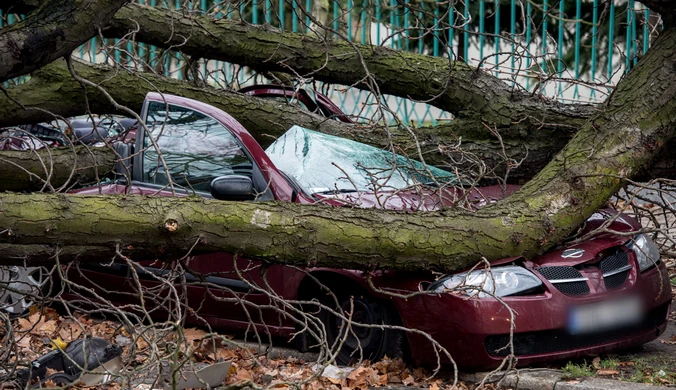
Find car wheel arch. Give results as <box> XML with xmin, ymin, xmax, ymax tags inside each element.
<box><xmin>294</xmin><ymin>271</ymin><xmax>408</xmax><ymax>363</ymax></box>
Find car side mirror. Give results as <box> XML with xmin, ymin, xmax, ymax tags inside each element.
<box><xmin>210</xmin><ymin>175</ymin><xmax>256</xmax><ymax>201</ymax></box>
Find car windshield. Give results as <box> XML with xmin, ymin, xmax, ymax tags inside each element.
<box><xmin>265</xmin><ymin>126</ymin><xmax>457</xmax><ymax>194</ymax></box>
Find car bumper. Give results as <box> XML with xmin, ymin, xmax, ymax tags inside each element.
<box><xmin>397</xmin><ymin>263</ymin><xmax>672</xmax><ymax>369</ymax></box>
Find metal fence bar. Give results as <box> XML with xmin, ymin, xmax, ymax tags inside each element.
<box><xmin>494</xmin><ymin>0</ymin><xmax>500</xmax><ymax>75</ymax></box>
<box><xmin>292</xmin><ymin>0</ymin><xmax>299</xmax><ymax>32</ymax></box>
<box><xmin>448</xmin><ymin>2</ymin><xmax>455</xmax><ymax>58</ymax></box>
<box><xmin>433</xmin><ymin>5</ymin><xmax>440</xmax><ymax>58</ymax></box>
<box><xmin>607</xmin><ymin>0</ymin><xmax>615</xmax><ymax>81</ymax></box>
<box><xmin>361</xmin><ymin>0</ymin><xmax>368</xmax><ymax>44</ymax></box>
<box><xmin>525</xmin><ymin>1</ymin><xmax>532</xmax><ymax>90</ymax></box>
<box><xmin>417</xmin><ymin>3</ymin><xmax>424</xmax><ymax>54</ymax></box>
<box><xmin>631</xmin><ymin>0</ymin><xmax>638</xmax><ymax>66</ymax></box>
<box><xmin>542</xmin><ymin>0</ymin><xmax>548</xmax><ymax>71</ymax></box>
<box><xmin>590</xmin><ymin>0</ymin><xmax>598</xmax><ymax>98</ymax></box>
<box><xmin>348</xmin><ymin>0</ymin><xmax>354</xmax><ymax>40</ymax></box>
<box><xmin>403</xmin><ymin>0</ymin><xmax>410</xmax><ymax>51</ymax></box>
<box><xmin>375</xmin><ymin>0</ymin><xmax>381</xmax><ymax>44</ymax></box>
<box><xmin>556</xmin><ymin>0</ymin><xmax>564</xmax><ymax>96</ymax></box>
<box><xmin>479</xmin><ymin>0</ymin><xmax>485</xmax><ymax>60</ymax></box>
<box><xmin>280</xmin><ymin>0</ymin><xmax>286</xmax><ymax>29</ymax></box>
<box><xmin>265</xmin><ymin>0</ymin><xmax>272</xmax><ymax>24</ymax></box>
<box><xmin>510</xmin><ymin>0</ymin><xmax>515</xmax><ymax>75</ymax></box>
<box><xmin>643</xmin><ymin>7</ymin><xmax>649</xmax><ymax>54</ymax></box>
<box><xmin>463</xmin><ymin>0</ymin><xmax>469</xmax><ymax>60</ymax></box>
<box><xmin>573</xmin><ymin>0</ymin><xmax>582</xmax><ymax>99</ymax></box>
<box><xmin>625</xmin><ymin>0</ymin><xmax>632</xmax><ymax>73</ymax></box>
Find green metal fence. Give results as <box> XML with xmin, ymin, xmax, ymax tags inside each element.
<box><xmin>0</xmin><ymin>0</ymin><xmax>660</xmax><ymax>126</ymax></box>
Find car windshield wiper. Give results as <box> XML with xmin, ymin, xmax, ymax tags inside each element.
<box><xmin>313</xmin><ymin>188</ymin><xmax>360</xmax><ymax>195</ymax></box>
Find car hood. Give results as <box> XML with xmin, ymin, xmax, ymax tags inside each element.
<box><xmin>530</xmin><ymin>209</ymin><xmax>640</xmax><ymax>267</ymax></box>
<box><xmin>313</xmin><ymin>184</ymin><xmax>522</xmax><ymax>211</ymax></box>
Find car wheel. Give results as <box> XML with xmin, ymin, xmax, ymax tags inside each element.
<box><xmin>0</xmin><ymin>266</ymin><xmax>51</xmax><ymax>315</ymax></box>
<box><xmin>320</xmin><ymin>293</ymin><xmax>404</xmax><ymax>365</ymax></box>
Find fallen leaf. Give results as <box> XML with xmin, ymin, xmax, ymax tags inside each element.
<box><xmin>135</xmin><ymin>336</ymin><xmax>149</xmax><ymax>350</ymax></box>
<box><xmin>387</xmin><ymin>373</ymin><xmax>402</xmax><ymax>383</ymax></box>
<box><xmin>216</xmin><ymin>348</ymin><xmax>238</xmax><ymax>361</ymax></box>
<box><xmin>58</xmin><ymin>320</ymin><xmax>84</xmax><ymax>342</ymax></box>
<box><xmin>376</xmin><ymin>374</ymin><xmax>388</xmax><ymax>386</ymax></box>
<box><xmin>35</xmin><ymin>320</ymin><xmax>57</xmax><ymax>336</ymax></box>
<box><xmin>591</xmin><ymin>356</ymin><xmax>601</xmax><ymax>369</ymax></box>
<box><xmin>17</xmin><ymin>318</ymin><xmax>32</xmax><ymax>332</ymax></box>
<box><xmin>16</xmin><ymin>334</ymin><xmax>32</xmax><ymax>349</ymax></box>
<box><xmin>41</xmin><ymin>307</ymin><xmax>60</xmax><ymax>321</ymax></box>
<box><xmin>184</xmin><ymin>327</ymin><xmax>209</xmax><ymax>344</ymax></box>
<box><xmin>596</xmin><ymin>369</ymin><xmax>619</xmax><ymax>375</ymax></box>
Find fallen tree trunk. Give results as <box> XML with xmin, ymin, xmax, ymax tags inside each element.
<box><xmin>0</xmin><ymin>146</ymin><xmax>114</xmax><ymax>191</ymax></box>
<box><xmin>0</xmin><ymin>58</ymin><xmax>673</xmax><ymax>193</ymax></box>
<box><xmin>103</xmin><ymin>3</ymin><xmax>595</xmax><ymax>139</ymax></box>
<box><xmin>1</xmin><ymin>27</ymin><xmax>675</xmax><ymax>271</ymax></box>
<box><xmin>0</xmin><ymin>59</ymin><xmax>576</xmax><ymax>183</ymax></box>
<box><xmin>0</xmin><ymin>0</ymin><xmax>127</xmax><ymax>83</ymax></box>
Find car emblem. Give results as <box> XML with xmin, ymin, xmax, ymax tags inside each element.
<box><xmin>561</xmin><ymin>248</ymin><xmax>585</xmax><ymax>258</ymax></box>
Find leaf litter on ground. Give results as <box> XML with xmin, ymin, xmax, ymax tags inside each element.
<box><xmin>2</xmin><ymin>307</ymin><xmax>471</xmax><ymax>389</ymax></box>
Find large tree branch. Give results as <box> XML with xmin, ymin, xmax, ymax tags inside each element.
<box><xmin>102</xmin><ymin>4</ymin><xmax>595</xmax><ymax>135</ymax></box>
<box><xmin>2</xmin><ymin>27</ymin><xmax>675</xmax><ymax>271</ymax></box>
<box><xmin>0</xmin><ymin>0</ymin><xmax>128</xmax><ymax>83</ymax></box>
<box><xmin>0</xmin><ymin>59</ymin><xmax>574</xmax><ymax>183</ymax></box>
<box><xmin>1</xmin><ymin>59</ymin><xmax>673</xmax><ymax>187</ymax></box>
<box><xmin>0</xmin><ymin>146</ymin><xmax>114</xmax><ymax>191</ymax></box>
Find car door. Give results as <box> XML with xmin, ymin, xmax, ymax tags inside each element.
<box><xmin>129</xmin><ymin>93</ymin><xmax>294</xmax><ymax>329</ymax></box>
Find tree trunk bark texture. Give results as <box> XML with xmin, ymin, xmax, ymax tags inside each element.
<box><xmin>0</xmin><ymin>146</ymin><xmax>115</xmax><ymax>192</ymax></box>
<box><xmin>0</xmin><ymin>0</ymin><xmax>127</xmax><ymax>83</ymax></box>
<box><xmin>1</xmin><ymin>27</ymin><xmax>675</xmax><ymax>271</ymax></box>
<box><xmin>104</xmin><ymin>4</ymin><xmax>595</xmax><ymax>138</ymax></box>
<box><xmin>0</xmin><ymin>60</ymin><xmax>570</xmax><ymax>182</ymax></box>
<box><xmin>1</xmin><ymin>59</ymin><xmax>673</xmax><ymax>185</ymax></box>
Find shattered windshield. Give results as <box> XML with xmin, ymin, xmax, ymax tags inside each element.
<box><xmin>265</xmin><ymin>126</ymin><xmax>457</xmax><ymax>194</ymax></box>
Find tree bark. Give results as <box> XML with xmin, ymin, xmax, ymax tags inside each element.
<box><xmin>0</xmin><ymin>146</ymin><xmax>115</xmax><ymax>192</ymax></box>
<box><xmin>103</xmin><ymin>3</ymin><xmax>595</xmax><ymax>139</ymax></box>
<box><xmin>0</xmin><ymin>61</ymin><xmax>676</xmax><ymax>195</ymax></box>
<box><xmin>0</xmin><ymin>0</ymin><xmax>128</xmax><ymax>83</ymax></box>
<box><xmin>1</xmin><ymin>27</ymin><xmax>675</xmax><ymax>271</ymax></box>
<box><xmin>0</xmin><ymin>59</ymin><xmax>573</xmax><ymax>182</ymax></box>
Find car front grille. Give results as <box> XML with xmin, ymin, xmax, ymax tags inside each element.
<box><xmin>484</xmin><ymin>303</ymin><xmax>670</xmax><ymax>357</ymax></box>
<box><xmin>535</xmin><ymin>266</ymin><xmax>590</xmax><ymax>295</ymax></box>
<box><xmin>535</xmin><ymin>247</ymin><xmax>634</xmax><ymax>295</ymax></box>
<box><xmin>600</xmin><ymin>250</ymin><xmax>631</xmax><ymax>289</ymax></box>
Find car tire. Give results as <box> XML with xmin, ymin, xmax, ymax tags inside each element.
<box><xmin>0</xmin><ymin>266</ymin><xmax>52</xmax><ymax>316</ymax></box>
<box><xmin>319</xmin><ymin>292</ymin><xmax>404</xmax><ymax>365</ymax></box>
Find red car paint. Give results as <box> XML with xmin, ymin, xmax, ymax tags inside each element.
<box><xmin>64</xmin><ymin>93</ymin><xmax>672</xmax><ymax>369</ymax></box>
<box><xmin>239</xmin><ymin>84</ymin><xmax>353</xmax><ymax>123</ymax></box>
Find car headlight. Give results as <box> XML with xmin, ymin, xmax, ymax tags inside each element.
<box><xmin>428</xmin><ymin>265</ymin><xmax>543</xmax><ymax>298</ymax></box>
<box><xmin>628</xmin><ymin>234</ymin><xmax>661</xmax><ymax>272</ymax></box>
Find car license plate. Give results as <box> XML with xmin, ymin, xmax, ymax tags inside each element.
<box><xmin>568</xmin><ymin>296</ymin><xmax>644</xmax><ymax>335</ymax></box>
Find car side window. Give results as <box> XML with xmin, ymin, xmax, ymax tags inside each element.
<box><xmin>142</xmin><ymin>101</ymin><xmax>253</xmax><ymax>192</ymax></box>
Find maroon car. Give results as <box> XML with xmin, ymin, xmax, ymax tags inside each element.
<box><xmin>4</xmin><ymin>92</ymin><xmax>671</xmax><ymax>369</ymax></box>
<box><xmin>239</xmin><ymin>84</ymin><xmax>353</xmax><ymax>123</ymax></box>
